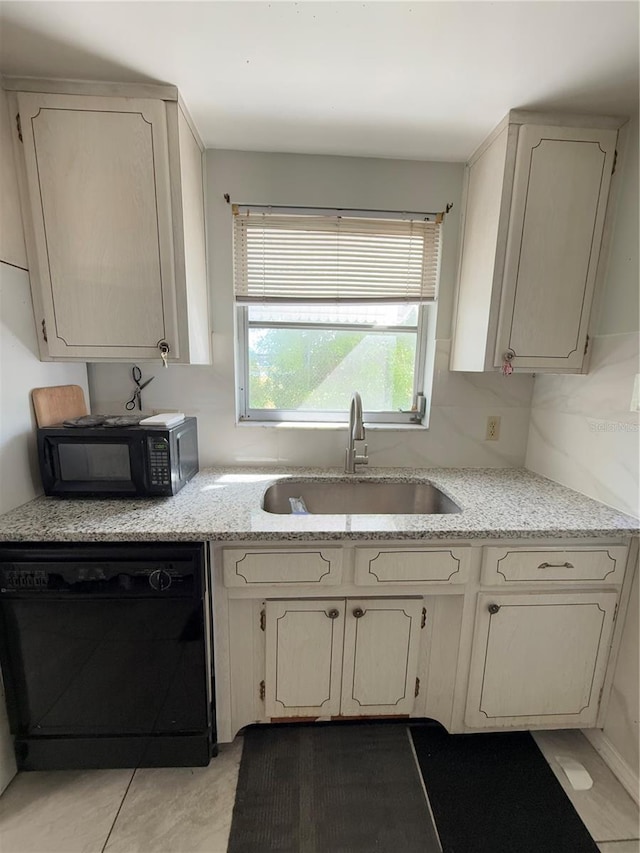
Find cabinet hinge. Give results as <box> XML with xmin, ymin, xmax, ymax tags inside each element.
<box><xmin>611</xmin><ymin>149</ymin><xmax>618</xmax><ymax>175</ymax></box>
<box><xmin>414</xmin><ymin>677</ymin><xmax>420</xmax><ymax>698</ymax></box>
<box><xmin>16</xmin><ymin>113</ymin><xmax>22</xmax><ymax>143</ymax></box>
<box><xmin>259</xmin><ymin>680</ymin><xmax>265</xmax><ymax>701</ymax></box>
<box><xmin>421</xmin><ymin>607</ymin><xmax>427</xmax><ymax>629</ymax></box>
<box><xmin>598</xmin><ymin>684</ymin><xmax>604</xmax><ymax>706</ymax></box>
<box><xmin>41</xmin><ymin>319</ymin><xmax>47</xmax><ymax>343</ymax></box>
<box><xmin>584</xmin><ymin>334</ymin><xmax>590</xmax><ymax>356</ymax></box>
<box><xmin>259</xmin><ymin>608</ymin><xmax>265</xmax><ymax>631</ymax></box>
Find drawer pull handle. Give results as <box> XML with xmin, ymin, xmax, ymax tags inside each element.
<box><xmin>538</xmin><ymin>561</ymin><xmax>574</xmax><ymax>569</ymax></box>
<box><xmin>353</xmin><ymin>608</ymin><xmax>365</xmax><ymax>619</ymax></box>
<box><xmin>488</xmin><ymin>603</ymin><xmax>500</xmax><ymax>615</ymax></box>
<box><xmin>326</xmin><ymin>609</ymin><xmax>340</xmax><ymax>619</ymax></box>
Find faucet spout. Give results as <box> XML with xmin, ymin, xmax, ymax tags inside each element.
<box><xmin>350</xmin><ymin>392</ymin><xmax>365</xmax><ymax>441</ymax></box>
<box><xmin>345</xmin><ymin>391</ymin><xmax>369</xmax><ymax>474</ymax></box>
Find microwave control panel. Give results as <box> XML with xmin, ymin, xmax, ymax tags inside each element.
<box><xmin>147</xmin><ymin>437</ymin><xmax>171</xmax><ymax>486</ymax></box>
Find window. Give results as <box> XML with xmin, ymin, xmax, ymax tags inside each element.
<box><xmin>233</xmin><ymin>207</ymin><xmax>442</xmax><ymax>425</ymax></box>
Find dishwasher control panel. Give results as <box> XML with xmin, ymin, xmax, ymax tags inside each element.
<box><xmin>0</xmin><ymin>547</ymin><xmax>203</xmax><ymax>597</ymax></box>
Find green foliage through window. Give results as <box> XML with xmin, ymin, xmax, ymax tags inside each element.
<box><xmin>247</xmin><ymin>311</ymin><xmax>418</xmax><ymax>413</ymax></box>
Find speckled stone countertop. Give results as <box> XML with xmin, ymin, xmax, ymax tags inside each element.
<box><xmin>0</xmin><ymin>467</ymin><xmax>637</xmax><ymax>543</ymax></box>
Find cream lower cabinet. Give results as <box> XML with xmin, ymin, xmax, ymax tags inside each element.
<box><xmin>217</xmin><ymin>539</ymin><xmax>632</xmax><ymax>743</ymax></box>
<box><xmin>264</xmin><ymin>597</ymin><xmax>423</xmax><ymax>719</ymax></box>
<box><xmin>264</xmin><ymin>599</ymin><xmax>344</xmax><ymax>718</ymax></box>
<box><xmin>465</xmin><ymin>591</ymin><xmax>618</xmax><ymax>729</ymax></box>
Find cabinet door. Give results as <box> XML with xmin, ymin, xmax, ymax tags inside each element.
<box><xmin>264</xmin><ymin>599</ymin><xmax>344</xmax><ymax>718</ymax></box>
<box><xmin>495</xmin><ymin>124</ymin><xmax>617</xmax><ymax>370</ymax></box>
<box><xmin>465</xmin><ymin>592</ymin><xmax>617</xmax><ymax>729</ymax></box>
<box><xmin>17</xmin><ymin>92</ymin><xmax>179</xmax><ymax>360</ymax></box>
<box><xmin>340</xmin><ymin>598</ymin><xmax>423</xmax><ymax>717</ymax></box>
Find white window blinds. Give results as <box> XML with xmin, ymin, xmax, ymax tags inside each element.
<box><xmin>233</xmin><ymin>208</ymin><xmax>442</xmax><ymax>302</ymax></box>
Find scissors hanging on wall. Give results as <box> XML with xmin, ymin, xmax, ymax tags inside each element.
<box><xmin>125</xmin><ymin>365</ymin><xmax>155</xmax><ymax>411</ymax></box>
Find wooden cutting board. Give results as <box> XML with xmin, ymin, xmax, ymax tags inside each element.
<box><xmin>32</xmin><ymin>384</ymin><xmax>88</xmax><ymax>427</ymax></box>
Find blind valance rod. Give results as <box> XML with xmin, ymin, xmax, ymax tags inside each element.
<box><xmin>231</xmin><ymin>202</ymin><xmax>442</xmax><ymax>222</ymax></box>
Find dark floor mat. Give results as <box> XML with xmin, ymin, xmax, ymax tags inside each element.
<box><xmin>410</xmin><ymin>725</ymin><xmax>599</xmax><ymax>853</ymax></box>
<box><xmin>228</xmin><ymin>723</ymin><xmax>441</xmax><ymax>853</ymax></box>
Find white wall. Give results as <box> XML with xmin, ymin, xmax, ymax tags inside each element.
<box><xmin>0</xmin><ymin>87</ymin><xmax>90</xmax><ymax>794</ymax></box>
<box><xmin>526</xmin><ymin>117</ymin><xmax>639</xmax><ymax>519</ymax></box>
<box><xmin>601</xmin><ymin>563</ymin><xmax>639</xmax><ymax>792</ymax></box>
<box><xmin>525</xmin><ymin>115</ymin><xmax>639</xmax><ymax>785</ymax></box>
<box><xmin>89</xmin><ymin>149</ymin><xmax>534</xmax><ymax>468</ymax></box>
<box><xmin>0</xmin><ymin>263</ymin><xmax>90</xmax><ymax>515</ymax></box>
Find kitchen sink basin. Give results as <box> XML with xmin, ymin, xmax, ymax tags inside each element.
<box><xmin>262</xmin><ymin>480</ymin><xmax>461</xmax><ymax>515</ymax></box>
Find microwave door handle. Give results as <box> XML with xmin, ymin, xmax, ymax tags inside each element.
<box><xmin>44</xmin><ymin>442</ymin><xmax>56</xmax><ymax>478</ymax></box>
<box><xmin>41</xmin><ymin>440</ymin><xmax>58</xmax><ymax>489</ymax></box>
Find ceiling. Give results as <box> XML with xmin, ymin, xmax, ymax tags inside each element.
<box><xmin>0</xmin><ymin>1</ymin><xmax>638</xmax><ymax>161</ymax></box>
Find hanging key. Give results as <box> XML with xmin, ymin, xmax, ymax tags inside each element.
<box><xmin>157</xmin><ymin>340</ymin><xmax>171</xmax><ymax>368</ymax></box>
<box><xmin>501</xmin><ymin>349</ymin><xmax>515</xmax><ymax>376</ymax></box>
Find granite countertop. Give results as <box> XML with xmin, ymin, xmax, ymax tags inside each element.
<box><xmin>0</xmin><ymin>467</ymin><xmax>637</xmax><ymax>543</ymax></box>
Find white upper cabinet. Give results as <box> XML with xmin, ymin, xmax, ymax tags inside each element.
<box><xmin>8</xmin><ymin>80</ymin><xmax>210</xmax><ymax>364</ymax></box>
<box><xmin>450</xmin><ymin>111</ymin><xmax>623</xmax><ymax>373</ymax></box>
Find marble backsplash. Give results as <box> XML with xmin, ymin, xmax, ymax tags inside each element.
<box><xmin>88</xmin><ymin>338</ymin><xmax>534</xmax><ymax>470</ymax></box>
<box><xmin>526</xmin><ymin>332</ymin><xmax>639</xmax><ymax>517</ymax></box>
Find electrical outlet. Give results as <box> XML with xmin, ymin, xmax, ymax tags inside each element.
<box><xmin>486</xmin><ymin>415</ymin><xmax>501</xmax><ymax>441</ymax></box>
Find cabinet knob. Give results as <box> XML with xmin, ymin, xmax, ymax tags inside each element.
<box><xmin>326</xmin><ymin>609</ymin><xmax>339</xmax><ymax>619</ymax></box>
<box><xmin>353</xmin><ymin>607</ymin><xmax>365</xmax><ymax>619</ymax></box>
<box><xmin>488</xmin><ymin>603</ymin><xmax>500</xmax><ymax>615</ymax></box>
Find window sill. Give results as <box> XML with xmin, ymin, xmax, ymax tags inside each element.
<box><xmin>237</xmin><ymin>420</ymin><xmax>428</xmax><ymax>432</ymax></box>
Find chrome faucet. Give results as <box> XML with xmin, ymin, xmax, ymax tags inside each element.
<box><xmin>345</xmin><ymin>392</ymin><xmax>369</xmax><ymax>474</ymax></box>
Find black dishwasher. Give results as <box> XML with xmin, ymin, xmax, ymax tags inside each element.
<box><xmin>0</xmin><ymin>542</ymin><xmax>216</xmax><ymax>770</ymax></box>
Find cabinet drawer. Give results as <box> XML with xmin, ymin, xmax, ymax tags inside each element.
<box><xmin>354</xmin><ymin>547</ymin><xmax>469</xmax><ymax>585</ymax></box>
<box><xmin>223</xmin><ymin>548</ymin><xmax>343</xmax><ymax>587</ymax></box>
<box><xmin>482</xmin><ymin>546</ymin><xmax>627</xmax><ymax>586</ymax></box>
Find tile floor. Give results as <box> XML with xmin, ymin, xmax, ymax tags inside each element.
<box><xmin>0</xmin><ymin>731</ymin><xmax>637</xmax><ymax>853</ymax></box>
<box><xmin>533</xmin><ymin>731</ymin><xmax>640</xmax><ymax>849</ymax></box>
<box><xmin>0</xmin><ymin>741</ymin><xmax>242</xmax><ymax>853</ymax></box>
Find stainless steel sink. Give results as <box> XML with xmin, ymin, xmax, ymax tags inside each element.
<box><xmin>262</xmin><ymin>480</ymin><xmax>461</xmax><ymax>515</ymax></box>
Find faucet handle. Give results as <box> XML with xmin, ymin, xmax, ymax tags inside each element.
<box><xmin>355</xmin><ymin>444</ymin><xmax>369</xmax><ymax>465</ymax></box>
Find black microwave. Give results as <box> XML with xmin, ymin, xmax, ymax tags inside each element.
<box><xmin>37</xmin><ymin>417</ymin><xmax>199</xmax><ymax>498</ymax></box>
